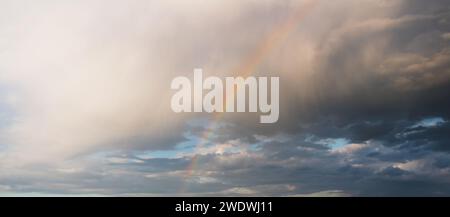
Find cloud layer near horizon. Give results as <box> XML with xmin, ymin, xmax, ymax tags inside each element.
<box><xmin>0</xmin><ymin>0</ymin><xmax>450</xmax><ymax>196</ymax></box>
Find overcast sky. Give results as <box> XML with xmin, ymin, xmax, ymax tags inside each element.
<box><xmin>0</xmin><ymin>0</ymin><xmax>450</xmax><ymax>196</ymax></box>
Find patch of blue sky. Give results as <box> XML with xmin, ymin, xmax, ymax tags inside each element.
<box><xmin>136</xmin><ymin>150</ymin><xmax>180</xmax><ymax>159</ymax></box>
<box><xmin>316</xmin><ymin>138</ymin><xmax>351</xmax><ymax>150</ymax></box>
<box><xmin>134</xmin><ymin>133</ymin><xmax>200</xmax><ymax>159</ymax></box>
<box><xmin>133</xmin><ymin>127</ymin><xmax>265</xmax><ymax>159</ymax></box>
<box><xmin>249</xmin><ymin>143</ymin><xmax>263</xmax><ymax>151</ymax></box>
<box><xmin>303</xmin><ymin>134</ymin><xmax>351</xmax><ymax>150</ymax></box>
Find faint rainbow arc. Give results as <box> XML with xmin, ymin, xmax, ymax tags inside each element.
<box><xmin>178</xmin><ymin>0</ymin><xmax>319</xmax><ymax>194</ymax></box>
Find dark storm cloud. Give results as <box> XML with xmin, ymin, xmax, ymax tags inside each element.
<box><xmin>205</xmin><ymin>0</ymin><xmax>450</xmax><ymax>146</ymax></box>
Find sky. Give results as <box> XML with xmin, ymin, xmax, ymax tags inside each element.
<box><xmin>0</xmin><ymin>0</ymin><xmax>450</xmax><ymax>196</ymax></box>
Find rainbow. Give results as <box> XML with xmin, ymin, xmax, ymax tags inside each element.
<box><xmin>178</xmin><ymin>0</ymin><xmax>319</xmax><ymax>194</ymax></box>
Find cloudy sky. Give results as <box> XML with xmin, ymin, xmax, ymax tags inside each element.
<box><xmin>0</xmin><ymin>0</ymin><xmax>450</xmax><ymax>196</ymax></box>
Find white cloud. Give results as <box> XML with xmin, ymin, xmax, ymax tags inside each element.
<box><xmin>331</xmin><ymin>143</ymin><xmax>369</xmax><ymax>155</ymax></box>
